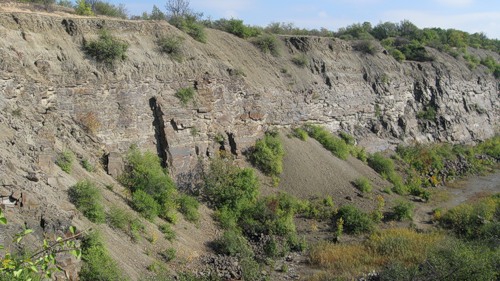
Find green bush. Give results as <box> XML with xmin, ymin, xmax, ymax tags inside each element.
<box><xmin>416</xmin><ymin>106</ymin><xmax>437</xmax><ymax>121</ymax></box>
<box><xmin>291</xmin><ymin>54</ymin><xmax>308</xmax><ymax>67</ymax></box>
<box><xmin>336</xmin><ymin>205</ymin><xmax>373</xmax><ymax>234</ymax></box>
<box><xmin>211</xmin><ymin>18</ymin><xmax>261</xmax><ymax>38</ymax></box>
<box><xmin>463</xmin><ymin>53</ymin><xmax>480</xmax><ymax>69</ymax></box>
<box><xmin>479</xmin><ymin>55</ymin><xmax>499</xmax><ymax>73</ymax></box>
<box><xmin>93</xmin><ymin>1</ymin><xmax>127</xmax><ymax>19</ymax></box>
<box><xmin>367</xmin><ymin>152</ymin><xmax>395</xmax><ymax>177</ymax></box>
<box><xmin>129</xmin><ymin>218</ymin><xmax>145</xmax><ymax>242</ymax></box>
<box><xmin>237</xmin><ymin>194</ymin><xmax>298</xmax><ymax>242</ymax></box>
<box><xmin>240</xmin><ymin>258</ymin><xmax>261</xmax><ymax>281</ymax></box>
<box><xmin>141</xmin><ymin>5</ymin><xmax>167</xmax><ymax>20</ymax></box>
<box><xmin>161</xmin><ymin>248</ymin><xmax>176</xmax><ymax>262</ymax></box>
<box><xmin>392</xmin><ymin>200</ymin><xmax>414</xmax><ymax>221</ymax></box>
<box><xmin>250</xmin><ymin>133</ymin><xmax>284</xmax><ymax>177</ymax></box>
<box><xmin>131</xmin><ymin>190</ymin><xmax>160</xmax><ymax>221</ymax></box>
<box><xmin>205</xmin><ymin>157</ymin><xmax>259</xmax><ymax>212</ymax></box>
<box><xmin>177</xmin><ymin>194</ymin><xmax>200</xmax><ymax>223</ymax></box>
<box><xmin>390</xmin><ymin>49</ymin><xmax>405</xmax><ymax>61</ymax></box>
<box><xmin>264</xmin><ymin>236</ymin><xmax>282</xmax><ymax>258</ymax></box>
<box><xmin>84</xmin><ymin>30</ymin><xmax>128</xmax><ymax>65</ymax></box>
<box><xmin>299</xmin><ymin>197</ymin><xmax>336</xmax><ymax>220</ymax></box>
<box><xmin>476</xmin><ymin>136</ymin><xmax>500</xmax><ymax>160</ymax></box>
<box><xmin>157</xmin><ymin>35</ymin><xmax>184</xmax><ymax>61</ymax></box>
<box><xmin>439</xmin><ymin>195</ymin><xmax>499</xmax><ymax>241</ymax></box>
<box><xmin>175</xmin><ymin>87</ymin><xmax>196</xmax><ymax>105</ymax></box>
<box><xmin>252</xmin><ymin>34</ymin><xmax>280</xmax><ymax>56</ymax></box>
<box><xmin>399</xmin><ymin>41</ymin><xmax>434</xmax><ymax>62</ymax></box>
<box><xmin>159</xmin><ymin>223</ymin><xmax>176</xmax><ymax>241</ymax></box>
<box><xmin>56</xmin><ymin>150</ymin><xmax>74</xmax><ymax>173</ymax></box>
<box><xmin>81</xmin><ymin>159</ymin><xmax>94</xmax><ymax>172</ymax></box>
<box><xmin>120</xmin><ymin>147</ymin><xmax>178</xmax><ymax>221</ymax></box>
<box><xmin>80</xmin><ymin>231</ymin><xmax>122</xmax><ymax>281</ymax></box>
<box><xmin>292</xmin><ymin>127</ymin><xmax>308</xmax><ymax>141</ymax></box>
<box><xmin>214</xmin><ymin>206</ymin><xmax>239</xmax><ymax>230</ymax></box>
<box><xmin>354</xmin><ymin>40</ymin><xmax>377</xmax><ymax>54</ymax></box>
<box><xmin>213</xmin><ymin>229</ymin><xmax>253</xmax><ymax>257</ymax></box>
<box><xmin>305</xmin><ymin>125</ymin><xmax>350</xmax><ymax>160</ymax></box>
<box><xmin>367</xmin><ymin>153</ymin><xmax>407</xmax><ymax>194</ymax></box>
<box><xmin>107</xmin><ymin>205</ymin><xmax>144</xmax><ymax>241</ymax></box>
<box><xmin>169</xmin><ymin>15</ymin><xmax>206</xmax><ymax>43</ymax></box>
<box><xmin>353</xmin><ymin>177</ymin><xmax>372</xmax><ymax>193</ymax></box>
<box><xmin>68</xmin><ymin>180</ymin><xmax>105</xmax><ymax>223</ymax></box>
<box><xmin>351</xmin><ymin>145</ymin><xmax>368</xmax><ymax>162</ymax></box>
<box><xmin>379</xmin><ymin>239</ymin><xmax>499</xmax><ymax>281</ymax></box>
<box><xmin>108</xmin><ymin>205</ymin><xmax>129</xmax><ymax>230</ymax></box>
<box><xmin>339</xmin><ymin>132</ymin><xmax>356</xmax><ymax>146</ymax></box>
<box><xmin>75</xmin><ymin>0</ymin><xmax>93</xmax><ymax>16</ymax></box>
<box><xmin>395</xmin><ymin>141</ymin><xmax>497</xmax><ymax>188</ymax></box>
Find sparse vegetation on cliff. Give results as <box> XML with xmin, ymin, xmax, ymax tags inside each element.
<box><xmin>335</xmin><ymin>205</ymin><xmax>373</xmax><ymax>234</ymax></box>
<box><xmin>304</xmin><ymin>125</ymin><xmax>350</xmax><ymax>160</ymax></box>
<box><xmin>205</xmin><ymin>18</ymin><xmax>261</xmax><ymax>39</ymax></box>
<box><xmin>83</xmin><ymin>30</ymin><xmax>128</xmax><ymax>64</ymax></box>
<box><xmin>120</xmin><ymin>147</ymin><xmax>178</xmax><ymax>222</ymax></box>
<box><xmin>68</xmin><ymin>180</ymin><xmax>105</xmax><ymax>223</ymax></box>
<box><xmin>56</xmin><ymin>150</ymin><xmax>74</xmax><ymax>173</ymax></box>
<box><xmin>250</xmin><ymin>131</ymin><xmax>285</xmax><ymax>182</ymax></box>
<box><xmin>353</xmin><ymin>177</ymin><xmax>372</xmax><ymax>193</ymax></box>
<box><xmin>175</xmin><ymin>87</ymin><xmax>196</xmax><ymax>105</ymax></box>
<box><xmin>157</xmin><ymin>35</ymin><xmax>184</xmax><ymax>61</ymax></box>
<box><xmin>80</xmin><ymin>231</ymin><xmax>123</xmax><ymax>281</ymax></box>
<box><xmin>291</xmin><ymin>53</ymin><xmax>309</xmax><ymax>67</ymax></box>
<box><xmin>252</xmin><ymin>34</ymin><xmax>281</xmax><ymax>56</ymax></box>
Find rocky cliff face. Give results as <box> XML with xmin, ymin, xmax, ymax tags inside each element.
<box><xmin>0</xmin><ymin>10</ymin><xmax>498</xmax><ymax>279</ymax></box>
<box><xmin>1</xmin><ymin>13</ymin><xmax>498</xmax><ymax>182</ymax></box>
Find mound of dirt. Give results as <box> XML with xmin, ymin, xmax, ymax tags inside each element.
<box><xmin>273</xmin><ymin>132</ymin><xmax>392</xmax><ymax>211</ymax></box>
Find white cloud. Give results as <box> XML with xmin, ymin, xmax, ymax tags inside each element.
<box><xmin>318</xmin><ymin>11</ymin><xmax>328</xmax><ymax>18</ymax></box>
<box><xmin>382</xmin><ymin>10</ymin><xmax>500</xmax><ymax>39</ymax></box>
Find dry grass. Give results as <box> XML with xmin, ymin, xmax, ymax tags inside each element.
<box><xmin>429</xmin><ymin>188</ymin><xmax>451</xmax><ymax>203</ymax></box>
<box><xmin>308</xmin><ymin>228</ymin><xmax>445</xmax><ymax>278</ymax></box>
<box><xmin>308</xmin><ymin>242</ymin><xmax>380</xmax><ymax>277</ymax></box>
<box><xmin>78</xmin><ymin>112</ymin><xmax>100</xmax><ymax>134</ymax></box>
<box><xmin>367</xmin><ymin>228</ymin><xmax>445</xmax><ymax>264</ymax></box>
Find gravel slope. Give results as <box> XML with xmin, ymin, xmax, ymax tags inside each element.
<box><xmin>274</xmin><ymin>133</ymin><xmax>392</xmax><ymax>211</ymax></box>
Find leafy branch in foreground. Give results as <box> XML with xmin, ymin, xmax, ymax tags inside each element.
<box><xmin>0</xmin><ymin>210</ymin><xmax>82</xmax><ymax>280</ymax></box>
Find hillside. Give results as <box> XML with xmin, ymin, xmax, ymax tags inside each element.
<box><xmin>0</xmin><ymin>5</ymin><xmax>499</xmax><ymax>281</ymax></box>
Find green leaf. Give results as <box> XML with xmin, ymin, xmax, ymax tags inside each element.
<box><xmin>30</xmin><ymin>265</ymin><xmax>38</xmax><ymax>272</ymax></box>
<box><xmin>13</xmin><ymin>269</ymin><xmax>23</xmax><ymax>277</ymax></box>
<box><xmin>69</xmin><ymin>226</ymin><xmax>76</xmax><ymax>234</ymax></box>
<box><xmin>70</xmin><ymin>249</ymin><xmax>82</xmax><ymax>259</ymax></box>
<box><xmin>0</xmin><ymin>217</ymin><xmax>6</xmax><ymax>225</ymax></box>
<box><xmin>23</xmin><ymin>229</ymin><xmax>33</xmax><ymax>235</ymax></box>
<box><xmin>56</xmin><ymin>237</ymin><xmax>62</xmax><ymax>242</ymax></box>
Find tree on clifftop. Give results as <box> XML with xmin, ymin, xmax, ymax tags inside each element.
<box><xmin>165</xmin><ymin>0</ymin><xmax>191</xmax><ymax>18</ymax></box>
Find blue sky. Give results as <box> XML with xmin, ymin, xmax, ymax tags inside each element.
<box><xmin>113</xmin><ymin>0</ymin><xmax>500</xmax><ymax>39</ymax></box>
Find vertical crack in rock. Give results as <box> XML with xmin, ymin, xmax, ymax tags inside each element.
<box><xmin>226</xmin><ymin>132</ymin><xmax>238</xmax><ymax>156</ymax></box>
<box><xmin>149</xmin><ymin>97</ymin><xmax>172</xmax><ymax>168</ymax></box>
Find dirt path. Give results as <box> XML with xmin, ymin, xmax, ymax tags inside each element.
<box><xmin>413</xmin><ymin>170</ymin><xmax>500</xmax><ymax>229</ymax></box>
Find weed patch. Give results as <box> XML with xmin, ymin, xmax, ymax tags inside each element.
<box><xmin>56</xmin><ymin>150</ymin><xmax>74</xmax><ymax>173</ymax></box>
<box><xmin>68</xmin><ymin>180</ymin><xmax>105</xmax><ymax>223</ymax></box>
